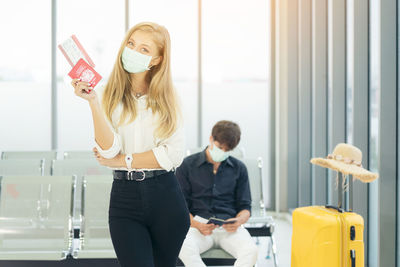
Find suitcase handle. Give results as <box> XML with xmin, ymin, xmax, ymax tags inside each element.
<box><xmin>336</xmin><ymin>172</ymin><xmax>354</xmax><ymax>212</ymax></box>
<box><xmin>325</xmin><ymin>205</ymin><xmax>344</xmax><ymax>213</ymax></box>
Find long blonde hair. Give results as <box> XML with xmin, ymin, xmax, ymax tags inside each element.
<box><xmin>102</xmin><ymin>22</ymin><xmax>181</xmax><ymax>140</ymax></box>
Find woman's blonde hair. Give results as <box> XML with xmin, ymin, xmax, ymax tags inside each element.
<box><xmin>102</xmin><ymin>22</ymin><xmax>181</xmax><ymax>140</ymax></box>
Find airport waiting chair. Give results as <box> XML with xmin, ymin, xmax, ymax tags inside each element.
<box><xmin>186</xmin><ymin>146</ymin><xmax>245</xmax><ymax>158</ymax></box>
<box><xmin>0</xmin><ymin>175</ymin><xmax>75</xmax><ymax>260</ymax></box>
<box><xmin>63</xmin><ymin>150</ymin><xmax>95</xmax><ymax>159</ymax></box>
<box><xmin>72</xmin><ymin>175</ymin><xmax>116</xmax><ymax>259</ymax></box>
<box><xmin>1</xmin><ymin>151</ymin><xmax>57</xmax><ymax>175</ymax></box>
<box><xmin>177</xmin><ymin>157</ymin><xmax>278</xmax><ymax>267</ymax></box>
<box><xmin>0</xmin><ymin>159</ymin><xmax>44</xmax><ymax>176</ymax></box>
<box><xmin>244</xmin><ymin>157</ymin><xmax>278</xmax><ymax>266</ymax></box>
<box><xmin>51</xmin><ymin>159</ymin><xmax>112</xmax><ymax>177</ymax></box>
<box><xmin>51</xmin><ymin>159</ymin><xmax>113</xmax><ymax>234</ymax></box>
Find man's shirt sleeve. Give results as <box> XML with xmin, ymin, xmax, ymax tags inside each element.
<box><xmin>235</xmin><ymin>163</ymin><xmax>252</xmax><ymax>214</ymax></box>
<box><xmin>175</xmin><ymin>159</ymin><xmax>192</xmax><ymax>210</ymax></box>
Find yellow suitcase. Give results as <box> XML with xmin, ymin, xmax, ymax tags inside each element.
<box><xmin>291</xmin><ymin>173</ymin><xmax>364</xmax><ymax>267</ymax></box>
<box><xmin>291</xmin><ymin>205</ymin><xmax>364</xmax><ymax>267</ymax></box>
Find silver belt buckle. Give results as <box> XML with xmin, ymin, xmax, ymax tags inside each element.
<box><xmin>136</xmin><ymin>170</ymin><xmax>146</xmax><ymax>181</ymax></box>
<box><xmin>127</xmin><ymin>170</ymin><xmax>146</xmax><ymax>181</ymax></box>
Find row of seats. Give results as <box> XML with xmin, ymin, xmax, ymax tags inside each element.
<box><xmin>0</xmin><ymin>174</ymin><xmax>114</xmax><ymax>260</ymax></box>
<box><xmin>0</xmin><ymin>151</ymin><xmax>114</xmax><ymax>261</ymax></box>
<box><xmin>1</xmin><ymin>150</ymin><xmax>101</xmax><ymax>176</ymax></box>
<box><xmin>2</xmin><ymin>147</ymin><xmax>245</xmax><ymax>160</ymax></box>
<box><xmin>0</xmin><ymin>150</ymin><xmax>277</xmax><ymax>266</ymax></box>
<box><xmin>1</xmin><ymin>147</ymin><xmax>245</xmax><ymax>176</ymax></box>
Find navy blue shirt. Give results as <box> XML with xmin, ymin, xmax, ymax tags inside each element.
<box><xmin>176</xmin><ymin>147</ymin><xmax>252</xmax><ymax>220</ymax></box>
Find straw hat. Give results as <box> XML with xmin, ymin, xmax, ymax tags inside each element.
<box><xmin>310</xmin><ymin>143</ymin><xmax>379</xmax><ymax>183</ymax></box>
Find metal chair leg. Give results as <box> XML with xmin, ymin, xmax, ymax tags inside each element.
<box><xmin>270</xmin><ymin>235</ymin><xmax>278</xmax><ymax>267</ymax></box>
<box><xmin>266</xmin><ymin>237</ymin><xmax>272</xmax><ymax>259</ymax></box>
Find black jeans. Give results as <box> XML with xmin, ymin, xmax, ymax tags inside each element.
<box><xmin>108</xmin><ymin>171</ymin><xmax>190</xmax><ymax>267</ymax></box>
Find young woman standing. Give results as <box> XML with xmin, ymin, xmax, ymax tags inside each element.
<box><xmin>71</xmin><ymin>22</ymin><xmax>190</xmax><ymax>267</ymax></box>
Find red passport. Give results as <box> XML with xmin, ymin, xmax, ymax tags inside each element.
<box><xmin>68</xmin><ymin>58</ymin><xmax>102</xmax><ymax>88</ymax></box>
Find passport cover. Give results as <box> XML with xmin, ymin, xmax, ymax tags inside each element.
<box><xmin>68</xmin><ymin>58</ymin><xmax>102</xmax><ymax>88</ymax></box>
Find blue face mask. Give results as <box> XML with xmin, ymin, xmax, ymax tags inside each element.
<box><xmin>209</xmin><ymin>143</ymin><xmax>230</xmax><ymax>162</ymax></box>
<box><xmin>121</xmin><ymin>46</ymin><xmax>152</xmax><ymax>73</ymax></box>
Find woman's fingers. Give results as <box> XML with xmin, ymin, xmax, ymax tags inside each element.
<box><xmin>71</xmin><ymin>79</ymin><xmax>98</xmax><ymax>103</ymax></box>
<box><xmin>71</xmin><ymin>78</ymin><xmax>92</xmax><ymax>93</ymax></box>
<box><xmin>71</xmin><ymin>78</ymin><xmax>83</xmax><ymax>88</ymax></box>
<box><xmin>93</xmin><ymin>149</ymin><xmax>100</xmax><ymax>159</ymax></box>
<box><xmin>74</xmin><ymin>83</ymin><xmax>93</xmax><ymax>97</ymax></box>
<box><xmin>77</xmin><ymin>81</ymin><xmax>92</xmax><ymax>93</ymax></box>
<box><xmin>71</xmin><ymin>79</ymin><xmax>79</xmax><ymax>87</ymax></box>
<box><xmin>93</xmin><ymin>148</ymin><xmax>103</xmax><ymax>160</ymax></box>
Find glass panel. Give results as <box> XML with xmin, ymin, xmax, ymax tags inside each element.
<box><xmin>202</xmin><ymin>0</ymin><xmax>270</xmax><ymax>206</ymax></box>
<box><xmin>346</xmin><ymin>0</ymin><xmax>354</xmax><ymax>144</ymax></box>
<box><xmin>56</xmin><ymin>0</ymin><xmax>125</xmax><ymax>150</ymax></box>
<box><xmin>398</xmin><ymin>0</ymin><xmax>400</xmax><ymax>264</ymax></box>
<box><xmin>368</xmin><ymin>0</ymin><xmax>380</xmax><ymax>265</ymax></box>
<box><xmin>0</xmin><ymin>1</ymin><xmax>51</xmax><ymax>151</ymax></box>
<box><xmin>129</xmin><ymin>0</ymin><xmax>198</xmax><ymax>150</ymax></box>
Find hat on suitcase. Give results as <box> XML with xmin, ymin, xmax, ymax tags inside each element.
<box><xmin>310</xmin><ymin>143</ymin><xmax>379</xmax><ymax>183</ymax></box>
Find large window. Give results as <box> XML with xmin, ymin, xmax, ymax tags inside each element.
<box><xmin>56</xmin><ymin>0</ymin><xmax>125</xmax><ymax>150</ymax></box>
<box><xmin>0</xmin><ymin>2</ymin><xmax>271</xmax><ymax>211</ymax></box>
<box><xmin>202</xmin><ymin>0</ymin><xmax>270</xmax><ymax>205</ymax></box>
<box><xmin>129</xmin><ymin>0</ymin><xmax>198</xmax><ymax>150</ymax></box>
<box><xmin>0</xmin><ymin>1</ymin><xmax>51</xmax><ymax>150</ymax></box>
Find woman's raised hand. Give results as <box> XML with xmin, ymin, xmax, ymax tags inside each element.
<box><xmin>71</xmin><ymin>78</ymin><xmax>98</xmax><ymax>103</ymax></box>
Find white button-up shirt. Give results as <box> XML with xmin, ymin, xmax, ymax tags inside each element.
<box><xmin>94</xmin><ymin>86</ymin><xmax>185</xmax><ymax>172</ymax></box>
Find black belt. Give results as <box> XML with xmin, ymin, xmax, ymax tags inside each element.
<box><xmin>113</xmin><ymin>170</ymin><xmax>168</xmax><ymax>181</ymax></box>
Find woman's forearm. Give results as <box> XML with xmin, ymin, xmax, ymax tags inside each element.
<box><xmin>89</xmin><ymin>99</ymin><xmax>115</xmax><ymax>150</ymax></box>
<box><xmin>113</xmin><ymin>150</ymin><xmax>162</xmax><ymax>169</ymax></box>
<box><xmin>131</xmin><ymin>150</ymin><xmax>162</xmax><ymax>169</ymax></box>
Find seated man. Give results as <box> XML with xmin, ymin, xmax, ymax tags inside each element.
<box><xmin>176</xmin><ymin>120</ymin><xmax>258</xmax><ymax>267</ymax></box>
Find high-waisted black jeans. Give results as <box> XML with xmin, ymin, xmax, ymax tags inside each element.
<box><xmin>108</xmin><ymin>171</ymin><xmax>190</xmax><ymax>267</ymax></box>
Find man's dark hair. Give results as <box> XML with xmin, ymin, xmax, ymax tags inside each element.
<box><xmin>211</xmin><ymin>120</ymin><xmax>241</xmax><ymax>151</ymax></box>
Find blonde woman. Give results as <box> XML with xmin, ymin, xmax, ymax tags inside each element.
<box><xmin>71</xmin><ymin>22</ymin><xmax>190</xmax><ymax>267</ymax></box>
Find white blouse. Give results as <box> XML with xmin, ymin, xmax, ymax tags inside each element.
<box><xmin>93</xmin><ymin>85</ymin><xmax>185</xmax><ymax>172</ymax></box>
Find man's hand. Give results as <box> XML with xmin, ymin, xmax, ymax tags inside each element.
<box><xmin>222</xmin><ymin>218</ymin><xmax>242</xmax><ymax>233</ymax></box>
<box><xmin>93</xmin><ymin>147</ymin><xmax>124</xmax><ymax>168</ymax></box>
<box><xmin>192</xmin><ymin>220</ymin><xmax>217</xmax><ymax>236</ymax></box>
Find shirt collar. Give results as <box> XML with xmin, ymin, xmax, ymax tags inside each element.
<box><xmin>196</xmin><ymin>146</ymin><xmax>234</xmax><ymax>167</ymax></box>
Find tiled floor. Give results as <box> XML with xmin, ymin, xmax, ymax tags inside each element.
<box><xmin>255</xmin><ymin>215</ymin><xmax>292</xmax><ymax>267</ymax></box>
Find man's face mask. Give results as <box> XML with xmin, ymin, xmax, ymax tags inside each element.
<box><xmin>209</xmin><ymin>142</ymin><xmax>230</xmax><ymax>162</ymax></box>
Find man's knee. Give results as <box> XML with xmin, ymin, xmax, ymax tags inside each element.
<box><xmin>238</xmin><ymin>242</ymin><xmax>259</xmax><ymax>261</ymax></box>
<box><xmin>179</xmin><ymin>239</ymin><xmax>198</xmax><ymax>255</ymax></box>
<box><xmin>179</xmin><ymin>228</ymin><xmax>201</xmax><ymax>256</ymax></box>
